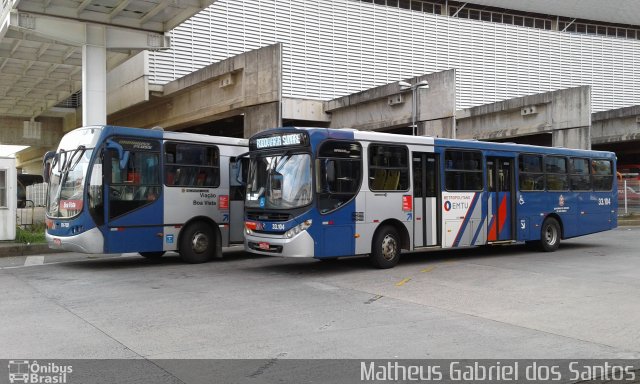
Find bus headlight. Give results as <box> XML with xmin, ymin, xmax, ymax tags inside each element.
<box><xmin>285</xmin><ymin>220</ymin><xmax>312</xmax><ymax>239</ymax></box>
<box><xmin>245</xmin><ymin>221</ymin><xmax>257</xmax><ymax>235</ymax></box>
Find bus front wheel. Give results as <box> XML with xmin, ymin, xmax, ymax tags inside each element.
<box><xmin>370</xmin><ymin>225</ymin><xmax>401</xmax><ymax>269</ymax></box>
<box><xmin>180</xmin><ymin>222</ymin><xmax>215</xmax><ymax>263</ymax></box>
<box><xmin>539</xmin><ymin>218</ymin><xmax>561</xmax><ymax>252</ymax></box>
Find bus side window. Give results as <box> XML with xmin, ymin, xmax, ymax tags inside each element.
<box><xmin>368</xmin><ymin>144</ymin><xmax>409</xmax><ymax>191</ymax></box>
<box><xmin>592</xmin><ymin>159</ymin><xmax>613</xmax><ymax>191</ymax></box>
<box><xmin>164</xmin><ymin>142</ymin><xmax>219</xmax><ymax>187</ymax></box>
<box><xmin>519</xmin><ymin>154</ymin><xmax>544</xmax><ymax>191</ymax></box>
<box><xmin>317</xmin><ymin>141</ymin><xmax>362</xmax><ymax>213</ymax></box>
<box><xmin>570</xmin><ymin>157</ymin><xmax>591</xmax><ymax>191</ymax></box>
<box><xmin>445</xmin><ymin>150</ymin><xmax>483</xmax><ymax>191</ymax></box>
<box><xmin>107</xmin><ymin>138</ymin><xmax>161</xmax><ymax>219</ymax></box>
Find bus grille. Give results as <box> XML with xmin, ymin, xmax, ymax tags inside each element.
<box><xmin>246</xmin><ymin>211</ymin><xmax>291</xmax><ymax>222</ymax></box>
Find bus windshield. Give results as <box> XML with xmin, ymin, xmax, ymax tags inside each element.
<box><xmin>47</xmin><ymin>147</ymin><xmax>94</xmax><ymax>218</ymax></box>
<box><xmin>246</xmin><ymin>153</ymin><xmax>312</xmax><ymax>209</ymax></box>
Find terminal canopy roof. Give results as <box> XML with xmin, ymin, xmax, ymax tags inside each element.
<box><xmin>0</xmin><ymin>0</ymin><xmax>214</xmax><ymax>118</ymax></box>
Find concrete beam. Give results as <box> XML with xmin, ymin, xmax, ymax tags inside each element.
<box><xmin>107</xmin><ymin>51</ymin><xmax>149</xmax><ymax>114</ymax></box>
<box><xmin>109</xmin><ymin>44</ymin><xmax>282</xmax><ymax>136</ymax></box>
<box><xmin>326</xmin><ymin>69</ymin><xmax>456</xmax><ymax>133</ymax></box>
<box><xmin>456</xmin><ymin>86</ymin><xmax>592</xmax><ymax>149</ymax></box>
<box><xmin>591</xmin><ymin>104</ymin><xmax>640</xmax><ymax>145</ymax></box>
<box><xmin>9</xmin><ymin>11</ymin><xmax>169</xmax><ymax>48</ymax></box>
<box><xmin>282</xmin><ymin>98</ymin><xmax>329</xmax><ymax>122</ymax></box>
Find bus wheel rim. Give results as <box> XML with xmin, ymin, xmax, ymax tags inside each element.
<box><xmin>381</xmin><ymin>234</ymin><xmax>397</xmax><ymax>261</ymax></box>
<box><xmin>191</xmin><ymin>232</ymin><xmax>209</xmax><ymax>253</ymax></box>
<box><xmin>545</xmin><ymin>225</ymin><xmax>557</xmax><ymax>245</ymax></box>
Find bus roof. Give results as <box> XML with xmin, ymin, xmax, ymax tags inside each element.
<box><xmin>263</xmin><ymin>127</ymin><xmax>614</xmax><ymax>159</ymax></box>
<box><xmin>67</xmin><ymin>125</ymin><xmax>247</xmax><ymax>147</ymax></box>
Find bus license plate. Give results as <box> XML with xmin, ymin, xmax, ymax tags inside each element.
<box><xmin>258</xmin><ymin>242</ymin><xmax>270</xmax><ymax>250</ymax></box>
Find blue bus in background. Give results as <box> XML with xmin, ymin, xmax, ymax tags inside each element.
<box><xmin>44</xmin><ymin>125</ymin><xmax>247</xmax><ymax>263</ymax></box>
<box><xmin>244</xmin><ymin>127</ymin><xmax>617</xmax><ymax>268</ymax></box>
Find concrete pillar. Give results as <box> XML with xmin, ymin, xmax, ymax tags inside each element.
<box><xmin>553</xmin><ymin>127</ymin><xmax>591</xmax><ymax>149</ymax></box>
<box><xmin>82</xmin><ymin>25</ymin><xmax>107</xmax><ymax>126</ymax></box>
<box><xmin>243</xmin><ymin>102</ymin><xmax>281</xmax><ymax>138</ymax></box>
<box><xmin>418</xmin><ymin>117</ymin><xmax>456</xmax><ymax>138</ymax></box>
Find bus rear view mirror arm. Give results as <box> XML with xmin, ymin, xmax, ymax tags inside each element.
<box><xmin>105</xmin><ymin>139</ymin><xmax>130</xmax><ymax>169</ymax></box>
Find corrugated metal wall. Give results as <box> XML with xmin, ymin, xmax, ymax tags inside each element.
<box><xmin>148</xmin><ymin>0</ymin><xmax>640</xmax><ymax>112</ymax></box>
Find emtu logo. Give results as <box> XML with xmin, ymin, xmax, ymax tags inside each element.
<box><xmin>8</xmin><ymin>360</ymin><xmax>29</xmax><ymax>383</ymax></box>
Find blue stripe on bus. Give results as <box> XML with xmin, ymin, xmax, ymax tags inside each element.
<box><xmin>471</xmin><ymin>215</ymin><xmax>486</xmax><ymax>245</ymax></box>
<box><xmin>452</xmin><ymin>192</ymin><xmax>479</xmax><ymax>247</ymax></box>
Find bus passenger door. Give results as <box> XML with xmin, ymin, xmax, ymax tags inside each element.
<box><xmin>412</xmin><ymin>152</ymin><xmax>439</xmax><ymax>247</ymax></box>
<box><xmin>487</xmin><ymin>157</ymin><xmax>514</xmax><ymax>241</ymax></box>
<box><xmin>229</xmin><ymin>157</ymin><xmax>247</xmax><ymax>244</ymax></box>
<box><xmin>103</xmin><ymin>141</ymin><xmax>164</xmax><ymax>253</ymax></box>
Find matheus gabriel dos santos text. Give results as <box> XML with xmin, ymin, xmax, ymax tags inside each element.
<box><xmin>360</xmin><ymin>361</ymin><xmax>637</xmax><ymax>382</ymax></box>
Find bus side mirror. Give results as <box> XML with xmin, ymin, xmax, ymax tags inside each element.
<box><xmin>105</xmin><ymin>140</ymin><xmax>129</xmax><ymax>169</ymax></box>
<box><xmin>42</xmin><ymin>151</ymin><xmax>56</xmax><ymax>183</ymax></box>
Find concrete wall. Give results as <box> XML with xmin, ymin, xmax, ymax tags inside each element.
<box><xmin>456</xmin><ymin>86</ymin><xmax>592</xmax><ymax>149</ymax></box>
<box><xmin>591</xmin><ymin>105</ymin><xmax>640</xmax><ymax>145</ymax></box>
<box><xmin>325</xmin><ymin>70</ymin><xmax>456</xmax><ymax>134</ymax></box>
<box><xmin>109</xmin><ymin>44</ymin><xmax>282</xmax><ymax>137</ymax></box>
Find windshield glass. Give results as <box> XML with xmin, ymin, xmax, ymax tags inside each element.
<box><xmin>46</xmin><ymin>148</ymin><xmax>94</xmax><ymax>218</ymax></box>
<box><xmin>246</xmin><ymin>153</ymin><xmax>312</xmax><ymax>209</ymax></box>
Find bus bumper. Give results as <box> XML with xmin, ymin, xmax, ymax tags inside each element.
<box><xmin>245</xmin><ymin>231</ymin><xmax>314</xmax><ymax>257</ymax></box>
<box><xmin>46</xmin><ymin>227</ymin><xmax>104</xmax><ymax>254</ymax></box>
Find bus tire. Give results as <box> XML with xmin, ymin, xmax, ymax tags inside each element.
<box><xmin>139</xmin><ymin>251</ymin><xmax>165</xmax><ymax>259</ymax></box>
<box><xmin>539</xmin><ymin>217</ymin><xmax>561</xmax><ymax>252</ymax></box>
<box><xmin>179</xmin><ymin>222</ymin><xmax>215</xmax><ymax>263</ymax></box>
<box><xmin>370</xmin><ymin>225</ymin><xmax>401</xmax><ymax>269</ymax></box>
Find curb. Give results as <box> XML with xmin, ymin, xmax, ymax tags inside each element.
<box><xmin>0</xmin><ymin>243</ymin><xmax>65</xmax><ymax>258</ymax></box>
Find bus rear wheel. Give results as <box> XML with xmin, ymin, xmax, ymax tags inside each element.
<box><xmin>139</xmin><ymin>251</ymin><xmax>165</xmax><ymax>259</ymax></box>
<box><xmin>180</xmin><ymin>222</ymin><xmax>215</xmax><ymax>263</ymax></box>
<box><xmin>539</xmin><ymin>217</ymin><xmax>561</xmax><ymax>252</ymax></box>
<box><xmin>370</xmin><ymin>225</ymin><xmax>401</xmax><ymax>269</ymax></box>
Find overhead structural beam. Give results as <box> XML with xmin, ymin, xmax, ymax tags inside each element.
<box><xmin>9</xmin><ymin>11</ymin><xmax>170</xmax><ymax>49</ymax></box>
<box><xmin>8</xmin><ymin>10</ymin><xmax>171</xmax><ymax>126</ymax></box>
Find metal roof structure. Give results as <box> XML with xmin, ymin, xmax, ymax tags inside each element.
<box><xmin>0</xmin><ymin>0</ymin><xmax>213</xmax><ymax>119</ymax></box>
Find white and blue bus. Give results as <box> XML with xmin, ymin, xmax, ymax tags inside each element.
<box><xmin>244</xmin><ymin>127</ymin><xmax>617</xmax><ymax>268</ymax></box>
<box><xmin>44</xmin><ymin>125</ymin><xmax>247</xmax><ymax>263</ymax></box>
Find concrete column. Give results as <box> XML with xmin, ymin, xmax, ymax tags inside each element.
<box><xmin>553</xmin><ymin>127</ymin><xmax>591</xmax><ymax>149</ymax></box>
<box><xmin>82</xmin><ymin>24</ymin><xmax>107</xmax><ymax>126</ymax></box>
<box><xmin>417</xmin><ymin>117</ymin><xmax>455</xmax><ymax>138</ymax></box>
<box><xmin>244</xmin><ymin>102</ymin><xmax>281</xmax><ymax>138</ymax></box>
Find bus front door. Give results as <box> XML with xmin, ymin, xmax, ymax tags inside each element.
<box><xmin>103</xmin><ymin>144</ymin><xmax>164</xmax><ymax>253</ymax></box>
<box><xmin>487</xmin><ymin>157</ymin><xmax>514</xmax><ymax>241</ymax></box>
<box><xmin>412</xmin><ymin>152</ymin><xmax>439</xmax><ymax>248</ymax></box>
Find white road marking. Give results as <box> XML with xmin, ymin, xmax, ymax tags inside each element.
<box><xmin>304</xmin><ymin>281</ymin><xmax>339</xmax><ymax>291</ymax></box>
<box><xmin>24</xmin><ymin>256</ymin><xmax>45</xmax><ymax>266</ymax></box>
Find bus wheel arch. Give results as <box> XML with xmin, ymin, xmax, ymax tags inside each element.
<box><xmin>369</xmin><ymin>219</ymin><xmax>408</xmax><ymax>269</ymax></box>
<box><xmin>379</xmin><ymin>219</ymin><xmax>411</xmax><ymax>251</ymax></box>
<box><xmin>539</xmin><ymin>215</ymin><xmax>562</xmax><ymax>252</ymax></box>
<box><xmin>178</xmin><ymin>217</ymin><xmax>222</xmax><ymax>263</ymax></box>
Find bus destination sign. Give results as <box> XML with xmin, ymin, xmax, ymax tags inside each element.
<box><xmin>251</xmin><ymin>132</ymin><xmax>308</xmax><ymax>150</ymax></box>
